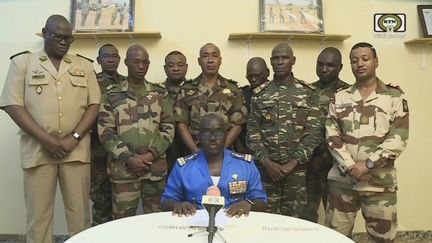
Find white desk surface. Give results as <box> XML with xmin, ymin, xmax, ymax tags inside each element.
<box><xmin>67</xmin><ymin>211</ymin><xmax>354</xmax><ymax>243</ymax></box>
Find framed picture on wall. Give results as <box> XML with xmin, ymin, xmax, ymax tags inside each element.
<box><xmin>70</xmin><ymin>0</ymin><xmax>135</xmax><ymax>32</ymax></box>
<box><xmin>417</xmin><ymin>5</ymin><xmax>432</xmax><ymax>37</ymax></box>
<box><xmin>259</xmin><ymin>0</ymin><xmax>324</xmax><ymax>33</ymax></box>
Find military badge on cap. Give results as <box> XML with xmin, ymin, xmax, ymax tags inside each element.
<box><xmin>222</xmin><ymin>88</ymin><xmax>231</xmax><ymax>94</ymax></box>
<box><xmin>228</xmin><ymin>180</ymin><xmax>247</xmax><ymax>195</ymax></box>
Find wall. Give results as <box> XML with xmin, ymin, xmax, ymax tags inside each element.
<box><xmin>0</xmin><ymin>0</ymin><xmax>431</xmax><ymax>234</ymax></box>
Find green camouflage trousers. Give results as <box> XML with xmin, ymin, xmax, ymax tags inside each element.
<box><xmin>300</xmin><ymin>163</ymin><xmax>331</xmax><ymax>222</ymax></box>
<box><xmin>90</xmin><ymin>143</ymin><xmax>112</xmax><ymax>225</ymax></box>
<box><xmin>260</xmin><ymin>164</ymin><xmax>307</xmax><ymax>218</ymax></box>
<box><xmin>325</xmin><ymin>182</ymin><xmax>397</xmax><ymax>242</ymax></box>
<box><xmin>112</xmin><ymin>178</ymin><xmax>166</xmax><ymax>219</ymax></box>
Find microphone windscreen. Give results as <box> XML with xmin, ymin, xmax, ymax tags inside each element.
<box><xmin>206</xmin><ymin>186</ymin><xmax>221</xmax><ymax>196</ymax></box>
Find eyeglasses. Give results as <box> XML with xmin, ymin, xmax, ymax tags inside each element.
<box><xmin>47</xmin><ymin>32</ymin><xmax>75</xmax><ymax>44</ymax></box>
<box><xmin>200</xmin><ymin>129</ymin><xmax>226</xmax><ymax>139</ymax></box>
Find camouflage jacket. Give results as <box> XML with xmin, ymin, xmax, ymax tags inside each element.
<box><xmin>91</xmin><ymin>72</ymin><xmax>127</xmax><ymax>145</ymax></box>
<box><xmin>98</xmin><ymin>81</ymin><xmax>175</xmax><ymax>182</ymax></box>
<box><xmin>174</xmin><ymin>74</ymin><xmax>247</xmax><ymax>141</ymax></box>
<box><xmin>311</xmin><ymin>79</ymin><xmax>350</xmax><ymax>157</ymax></box>
<box><xmin>326</xmin><ymin>79</ymin><xmax>409</xmax><ymax>192</ymax></box>
<box><xmin>247</xmin><ymin>75</ymin><xmax>321</xmax><ymax>164</ymax></box>
<box><xmin>162</xmin><ymin>79</ymin><xmax>184</xmax><ymax>107</ymax></box>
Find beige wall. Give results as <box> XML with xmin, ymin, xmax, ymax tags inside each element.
<box><xmin>0</xmin><ymin>0</ymin><xmax>431</xmax><ymax>234</ymax></box>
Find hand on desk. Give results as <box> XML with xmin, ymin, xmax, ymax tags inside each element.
<box><xmin>172</xmin><ymin>201</ymin><xmax>197</xmax><ymax>217</ymax></box>
<box><xmin>225</xmin><ymin>200</ymin><xmax>252</xmax><ymax>218</ymax></box>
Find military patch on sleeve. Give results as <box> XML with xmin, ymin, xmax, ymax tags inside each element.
<box><xmin>402</xmin><ymin>99</ymin><xmax>409</xmax><ymax>112</ymax></box>
<box><xmin>231</xmin><ymin>152</ymin><xmax>253</xmax><ymax>163</ymax></box>
<box><xmin>177</xmin><ymin>153</ymin><xmax>198</xmax><ymax>166</ymax></box>
<box><xmin>10</xmin><ymin>51</ymin><xmax>30</xmax><ymax>60</ymax></box>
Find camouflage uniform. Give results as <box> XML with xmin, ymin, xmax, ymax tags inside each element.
<box><xmin>163</xmin><ymin>79</ymin><xmax>188</xmax><ymax>171</ymax></box>
<box><xmin>98</xmin><ymin>80</ymin><xmax>175</xmax><ymax>218</ymax></box>
<box><xmin>301</xmin><ymin>79</ymin><xmax>350</xmax><ymax>222</ymax></box>
<box><xmin>247</xmin><ymin>75</ymin><xmax>321</xmax><ymax>218</ymax></box>
<box><xmin>174</xmin><ymin>74</ymin><xmax>247</xmax><ymax>148</ymax></box>
<box><xmin>325</xmin><ymin>79</ymin><xmax>409</xmax><ymax>242</ymax></box>
<box><xmin>90</xmin><ymin>72</ymin><xmax>127</xmax><ymax>225</ymax></box>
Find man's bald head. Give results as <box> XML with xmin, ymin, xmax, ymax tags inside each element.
<box><xmin>246</xmin><ymin>57</ymin><xmax>269</xmax><ymax>89</ymax></box>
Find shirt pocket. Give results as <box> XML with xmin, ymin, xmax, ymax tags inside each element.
<box><xmin>292</xmin><ymin>100</ymin><xmax>310</xmax><ymax>131</ymax></box>
<box><xmin>257</xmin><ymin>101</ymin><xmax>276</xmax><ymax>126</ymax></box>
<box><xmin>28</xmin><ymin>72</ymin><xmax>49</xmax><ymax>96</ymax></box>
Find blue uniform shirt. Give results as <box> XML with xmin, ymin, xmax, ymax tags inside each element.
<box><xmin>161</xmin><ymin>149</ymin><xmax>267</xmax><ymax>209</ymax></box>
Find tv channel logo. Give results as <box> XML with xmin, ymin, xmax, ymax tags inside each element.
<box><xmin>374</xmin><ymin>13</ymin><xmax>406</xmax><ymax>32</ymax></box>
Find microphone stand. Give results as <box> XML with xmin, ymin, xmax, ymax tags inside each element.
<box><xmin>187</xmin><ymin>225</ymin><xmax>226</xmax><ymax>243</ymax></box>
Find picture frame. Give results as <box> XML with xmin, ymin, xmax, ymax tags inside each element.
<box><xmin>417</xmin><ymin>5</ymin><xmax>432</xmax><ymax>38</ymax></box>
<box><xmin>259</xmin><ymin>0</ymin><xmax>324</xmax><ymax>33</ymax></box>
<box><xmin>70</xmin><ymin>0</ymin><xmax>135</xmax><ymax>32</ymax></box>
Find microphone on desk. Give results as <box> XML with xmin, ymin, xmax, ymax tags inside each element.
<box><xmin>202</xmin><ymin>186</ymin><xmax>225</xmax><ymax>243</ymax></box>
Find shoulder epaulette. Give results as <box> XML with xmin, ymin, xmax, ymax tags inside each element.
<box><xmin>148</xmin><ymin>81</ymin><xmax>165</xmax><ymax>90</ymax></box>
<box><xmin>226</xmin><ymin>79</ymin><xmax>238</xmax><ymax>85</ymax></box>
<box><xmin>177</xmin><ymin>153</ymin><xmax>199</xmax><ymax>166</ymax></box>
<box><xmin>252</xmin><ymin>81</ymin><xmax>270</xmax><ymax>94</ymax></box>
<box><xmin>10</xmin><ymin>51</ymin><xmax>30</xmax><ymax>60</ymax></box>
<box><xmin>386</xmin><ymin>83</ymin><xmax>405</xmax><ymax>94</ymax></box>
<box><xmin>76</xmin><ymin>53</ymin><xmax>94</xmax><ymax>63</ymax></box>
<box><xmin>231</xmin><ymin>151</ymin><xmax>253</xmax><ymax>163</ymax></box>
<box><xmin>297</xmin><ymin>79</ymin><xmax>316</xmax><ymax>91</ymax></box>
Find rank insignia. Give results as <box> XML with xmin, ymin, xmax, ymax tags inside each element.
<box><xmin>39</xmin><ymin>56</ymin><xmax>48</xmax><ymax>62</ymax></box>
<box><xmin>360</xmin><ymin>114</ymin><xmax>369</xmax><ymax>125</ymax></box>
<box><xmin>264</xmin><ymin>112</ymin><xmax>272</xmax><ymax>120</ymax></box>
<box><xmin>187</xmin><ymin>90</ymin><xmax>195</xmax><ymax>96</ymax></box>
<box><xmin>232</xmin><ymin>174</ymin><xmax>238</xmax><ymax>181</ymax></box>
<box><xmin>36</xmin><ymin>86</ymin><xmax>43</xmax><ymax>95</ymax></box>
<box><xmin>222</xmin><ymin>88</ymin><xmax>231</xmax><ymax>94</ymax></box>
<box><xmin>64</xmin><ymin>58</ymin><xmax>72</xmax><ymax>64</ymax></box>
<box><xmin>228</xmin><ymin>180</ymin><xmax>247</xmax><ymax>195</ymax></box>
<box><xmin>69</xmin><ymin>69</ymin><xmax>85</xmax><ymax>77</ymax></box>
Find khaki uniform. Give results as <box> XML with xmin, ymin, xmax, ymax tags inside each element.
<box><xmin>0</xmin><ymin>51</ymin><xmax>101</xmax><ymax>243</ymax></box>
<box><xmin>325</xmin><ymin>79</ymin><xmax>409</xmax><ymax>242</ymax></box>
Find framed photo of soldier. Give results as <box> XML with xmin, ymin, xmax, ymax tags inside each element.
<box><xmin>417</xmin><ymin>5</ymin><xmax>432</xmax><ymax>37</ymax></box>
<box><xmin>259</xmin><ymin>0</ymin><xmax>324</xmax><ymax>33</ymax></box>
<box><xmin>70</xmin><ymin>0</ymin><xmax>135</xmax><ymax>32</ymax></box>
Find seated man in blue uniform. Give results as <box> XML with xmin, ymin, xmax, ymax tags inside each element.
<box><xmin>161</xmin><ymin>113</ymin><xmax>267</xmax><ymax>217</ymax></box>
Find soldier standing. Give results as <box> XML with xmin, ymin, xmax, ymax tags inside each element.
<box><xmin>235</xmin><ymin>57</ymin><xmax>270</xmax><ymax>154</ymax></box>
<box><xmin>0</xmin><ymin>15</ymin><xmax>100</xmax><ymax>242</ymax></box>
<box><xmin>325</xmin><ymin>42</ymin><xmax>409</xmax><ymax>242</ymax></box>
<box><xmin>98</xmin><ymin>44</ymin><xmax>174</xmax><ymax>218</ymax></box>
<box><xmin>300</xmin><ymin>47</ymin><xmax>350</xmax><ymax>222</ymax></box>
<box><xmin>247</xmin><ymin>43</ymin><xmax>321</xmax><ymax>218</ymax></box>
<box><xmin>90</xmin><ymin>44</ymin><xmax>127</xmax><ymax>225</ymax></box>
<box><xmin>162</xmin><ymin>51</ymin><xmax>189</xmax><ymax>171</ymax></box>
<box><xmin>175</xmin><ymin>43</ymin><xmax>247</xmax><ymax>153</ymax></box>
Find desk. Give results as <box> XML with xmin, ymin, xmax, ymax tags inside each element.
<box><xmin>67</xmin><ymin>211</ymin><xmax>354</xmax><ymax>243</ymax></box>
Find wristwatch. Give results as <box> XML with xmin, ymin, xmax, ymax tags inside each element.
<box><xmin>366</xmin><ymin>159</ymin><xmax>374</xmax><ymax>169</ymax></box>
<box><xmin>71</xmin><ymin>131</ymin><xmax>81</xmax><ymax>141</ymax></box>
<box><xmin>245</xmin><ymin>198</ymin><xmax>255</xmax><ymax>208</ymax></box>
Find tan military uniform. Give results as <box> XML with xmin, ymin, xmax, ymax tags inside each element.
<box><xmin>0</xmin><ymin>51</ymin><xmax>100</xmax><ymax>243</ymax></box>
